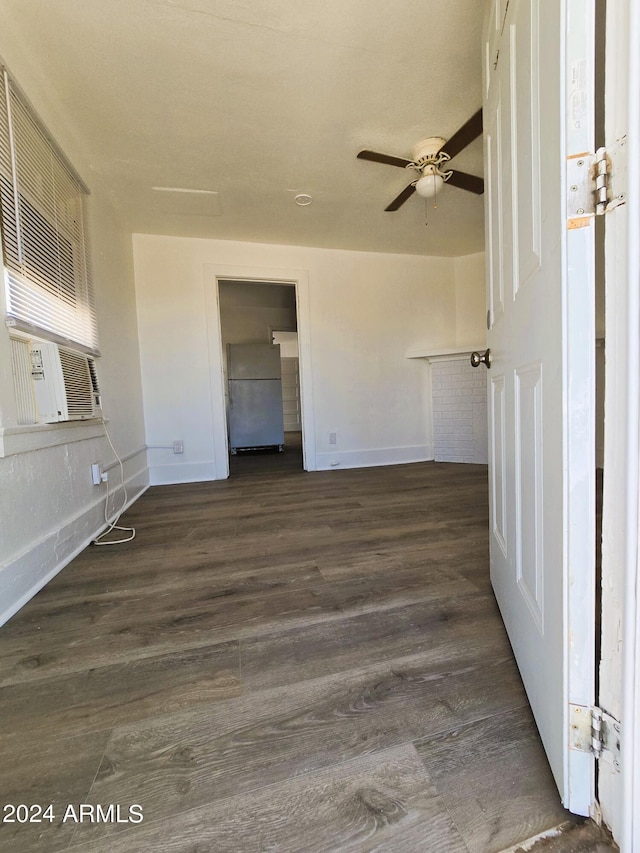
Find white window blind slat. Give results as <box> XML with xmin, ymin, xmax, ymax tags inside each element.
<box><xmin>0</xmin><ymin>68</ymin><xmax>98</xmax><ymax>355</ymax></box>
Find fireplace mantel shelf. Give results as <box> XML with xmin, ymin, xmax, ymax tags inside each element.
<box><xmin>405</xmin><ymin>345</ymin><xmax>485</xmax><ymax>362</ymax></box>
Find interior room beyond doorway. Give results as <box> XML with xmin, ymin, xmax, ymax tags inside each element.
<box><xmin>218</xmin><ymin>280</ymin><xmax>303</xmax><ymax>477</ymax></box>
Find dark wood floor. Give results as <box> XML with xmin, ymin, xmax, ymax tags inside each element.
<box><xmin>229</xmin><ymin>429</ymin><xmax>305</xmax><ymax>477</ymax></box>
<box><xmin>0</xmin><ymin>452</ymin><xmax>616</xmax><ymax>852</ymax></box>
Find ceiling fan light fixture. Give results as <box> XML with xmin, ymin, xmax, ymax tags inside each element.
<box><xmin>357</xmin><ymin>110</ymin><xmax>484</xmax><ymax>211</ymax></box>
<box><xmin>415</xmin><ymin>172</ymin><xmax>444</xmax><ymax>199</ymax></box>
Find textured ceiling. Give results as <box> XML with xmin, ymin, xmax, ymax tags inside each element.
<box><xmin>0</xmin><ymin>0</ymin><xmax>486</xmax><ymax>256</ymax></box>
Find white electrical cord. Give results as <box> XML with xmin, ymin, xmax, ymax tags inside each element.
<box><xmin>92</xmin><ymin>419</ymin><xmax>136</xmax><ymax>546</ymax></box>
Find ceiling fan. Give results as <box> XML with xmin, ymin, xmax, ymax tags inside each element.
<box><xmin>357</xmin><ymin>109</ymin><xmax>484</xmax><ymax>211</ymax></box>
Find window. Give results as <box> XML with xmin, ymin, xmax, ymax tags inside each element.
<box><xmin>0</xmin><ymin>67</ymin><xmax>98</xmax><ymax>355</ymax></box>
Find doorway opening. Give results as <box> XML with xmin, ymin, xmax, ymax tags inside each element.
<box><xmin>218</xmin><ymin>279</ymin><xmax>304</xmax><ymax>477</ymax></box>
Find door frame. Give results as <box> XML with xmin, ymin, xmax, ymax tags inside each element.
<box><xmin>598</xmin><ymin>0</ymin><xmax>640</xmax><ymax>845</ymax></box>
<box><xmin>203</xmin><ymin>264</ymin><xmax>317</xmax><ymax>478</ymax></box>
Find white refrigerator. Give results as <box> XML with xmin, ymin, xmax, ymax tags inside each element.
<box><xmin>227</xmin><ymin>343</ymin><xmax>285</xmax><ymax>453</ymax></box>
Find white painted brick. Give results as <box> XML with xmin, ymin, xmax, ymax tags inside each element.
<box><xmin>431</xmin><ymin>355</ymin><xmax>488</xmax><ymax>464</ymax></box>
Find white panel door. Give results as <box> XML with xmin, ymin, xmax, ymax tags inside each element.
<box><xmin>483</xmin><ymin>0</ymin><xmax>596</xmax><ymax>813</ymax></box>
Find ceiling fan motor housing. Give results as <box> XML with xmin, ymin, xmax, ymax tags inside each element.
<box><xmin>410</xmin><ymin>137</ymin><xmax>453</xmax><ymax>199</ymax></box>
<box><xmin>411</xmin><ymin>136</ymin><xmax>448</xmax><ymax>170</ymax></box>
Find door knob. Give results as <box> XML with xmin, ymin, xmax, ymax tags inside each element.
<box><xmin>470</xmin><ymin>348</ymin><xmax>492</xmax><ymax>369</ymax></box>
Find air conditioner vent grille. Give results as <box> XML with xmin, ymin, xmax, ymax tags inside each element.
<box><xmin>58</xmin><ymin>347</ymin><xmax>94</xmax><ymax>417</ymax></box>
<box><xmin>10</xmin><ymin>337</ymin><xmax>37</xmax><ymax>424</ymax></box>
<box><xmin>88</xmin><ymin>357</ymin><xmax>100</xmax><ymax>395</ymax></box>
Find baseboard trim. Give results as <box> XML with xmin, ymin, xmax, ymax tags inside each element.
<box><xmin>315</xmin><ymin>444</ymin><xmax>433</xmax><ymax>471</ymax></box>
<box><xmin>0</xmin><ymin>468</ymin><xmax>149</xmax><ymax>627</ymax></box>
<box><xmin>148</xmin><ymin>448</ymin><xmax>435</xmax><ymax>482</ymax></box>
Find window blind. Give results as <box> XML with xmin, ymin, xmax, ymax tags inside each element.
<box><xmin>0</xmin><ymin>68</ymin><xmax>99</xmax><ymax>355</ymax></box>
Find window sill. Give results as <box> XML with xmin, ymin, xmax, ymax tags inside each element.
<box><xmin>0</xmin><ymin>419</ymin><xmax>105</xmax><ymax>457</ymax></box>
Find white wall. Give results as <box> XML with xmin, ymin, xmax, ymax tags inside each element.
<box><xmin>133</xmin><ymin>234</ymin><xmax>460</xmax><ymax>483</ymax></box>
<box><xmin>454</xmin><ymin>252</ymin><xmax>487</xmax><ymax>348</ymax></box>
<box><xmin>0</xmin><ymin>41</ymin><xmax>148</xmax><ymax>624</ymax></box>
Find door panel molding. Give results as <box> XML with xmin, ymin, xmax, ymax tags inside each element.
<box><xmin>490</xmin><ymin>373</ymin><xmax>508</xmax><ymax>557</ymax></box>
<box><xmin>515</xmin><ymin>361</ymin><xmax>544</xmax><ymax>634</ymax></box>
<box><xmin>510</xmin><ymin>0</ymin><xmax>543</xmax><ymax>296</ymax></box>
<box><xmin>485</xmin><ymin>102</ymin><xmax>505</xmax><ymax>325</ymax></box>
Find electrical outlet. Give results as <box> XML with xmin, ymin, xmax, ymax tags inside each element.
<box><xmin>329</xmin><ymin>432</ymin><xmax>337</xmax><ymax>445</ymax></box>
<box><xmin>91</xmin><ymin>462</ymin><xmax>103</xmax><ymax>485</ymax></box>
<box><xmin>173</xmin><ymin>440</ymin><xmax>184</xmax><ymax>454</ymax></box>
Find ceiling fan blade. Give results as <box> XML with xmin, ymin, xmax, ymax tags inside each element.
<box><xmin>357</xmin><ymin>150</ymin><xmax>413</xmax><ymax>169</ymax></box>
<box><xmin>385</xmin><ymin>183</ymin><xmax>416</xmax><ymax>211</ymax></box>
<box><xmin>438</xmin><ymin>109</ymin><xmax>483</xmax><ymax>160</ymax></box>
<box><xmin>447</xmin><ymin>170</ymin><xmax>484</xmax><ymax>195</ymax></box>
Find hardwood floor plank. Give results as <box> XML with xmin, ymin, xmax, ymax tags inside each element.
<box><xmin>316</xmin><ymin>539</ymin><xmax>489</xmax><ymax>581</ymax></box>
<box><xmin>30</xmin><ymin>554</ymin><xmax>324</xmax><ymax>607</ymax></box>
<box><xmin>66</xmin><ymin>745</ymin><xmax>470</xmax><ymax>853</ymax></box>
<box><xmin>5</xmin><ymin>562</ymin><xmax>326</xmax><ymax>635</ymax></box>
<box><xmin>414</xmin><ymin>706</ymin><xmax>572</xmax><ymax>853</ymax></box>
<box><xmin>0</xmin><ymin>731</ymin><xmax>111</xmax><ymax>853</ymax></box>
<box><xmin>0</xmin><ymin>641</ymin><xmax>241</xmax><ymax>743</ymax></box>
<box><xmin>21</xmin><ymin>564</ymin><xmax>476</xmax><ymax>641</ymax></box>
<box><xmin>240</xmin><ymin>593</ymin><xmax>511</xmax><ymax>690</ymax></box>
<box><xmin>77</xmin><ymin>656</ymin><xmax>526</xmax><ymax>842</ymax></box>
<box><xmin>0</xmin><ymin>574</ymin><xmax>480</xmax><ymax>686</ymax></box>
<box><xmin>456</xmin><ymin>560</ymin><xmax>493</xmax><ymax>594</ymax></box>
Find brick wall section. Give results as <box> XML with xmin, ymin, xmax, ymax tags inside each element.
<box><xmin>431</xmin><ymin>357</ymin><xmax>488</xmax><ymax>463</ymax></box>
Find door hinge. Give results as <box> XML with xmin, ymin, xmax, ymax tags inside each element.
<box><xmin>566</xmin><ymin>136</ymin><xmax>628</xmax><ymax>228</ymax></box>
<box><xmin>569</xmin><ymin>704</ymin><xmax>621</xmax><ymax>770</ymax></box>
<box><xmin>593</xmin><ymin>139</ymin><xmax>628</xmax><ymax>215</ymax></box>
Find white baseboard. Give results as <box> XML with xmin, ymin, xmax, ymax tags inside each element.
<box><xmin>149</xmin><ymin>461</ymin><xmax>217</xmax><ymax>485</ymax></box>
<box><xmin>148</xmin><ymin>447</ymin><xmax>435</xmax><ymax>482</ymax></box>
<box><xmin>0</xmin><ymin>468</ymin><xmax>149</xmax><ymax>627</ymax></box>
<box><xmin>315</xmin><ymin>444</ymin><xmax>433</xmax><ymax>471</ymax></box>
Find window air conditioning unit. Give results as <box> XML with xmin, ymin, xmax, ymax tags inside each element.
<box><xmin>28</xmin><ymin>341</ymin><xmax>101</xmax><ymax>423</ymax></box>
